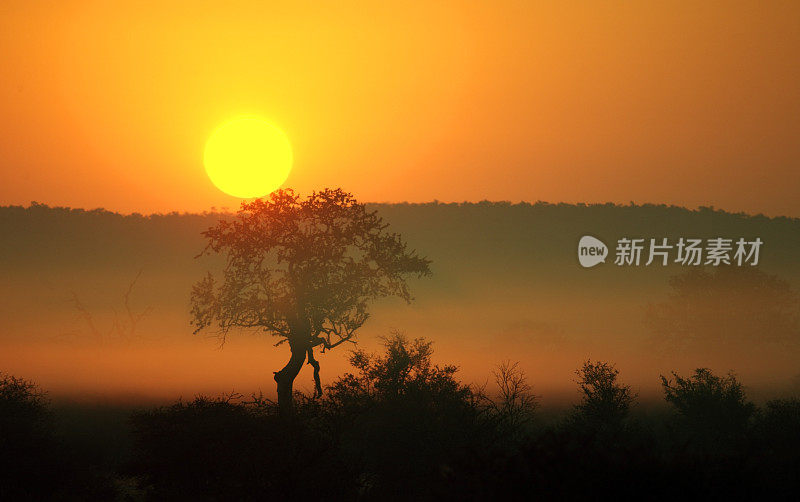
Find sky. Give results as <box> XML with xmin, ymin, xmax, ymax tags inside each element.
<box><xmin>1</xmin><ymin>1</ymin><xmax>798</xmax><ymax>216</ymax></box>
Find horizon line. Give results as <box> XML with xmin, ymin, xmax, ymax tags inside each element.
<box><xmin>2</xmin><ymin>199</ymin><xmax>798</xmax><ymax>222</ymax></box>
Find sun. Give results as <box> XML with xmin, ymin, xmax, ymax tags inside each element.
<box><xmin>203</xmin><ymin>117</ymin><xmax>293</xmax><ymax>198</ymax></box>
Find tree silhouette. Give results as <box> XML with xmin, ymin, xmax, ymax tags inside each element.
<box><xmin>661</xmin><ymin>368</ymin><xmax>755</xmax><ymax>450</ymax></box>
<box><xmin>65</xmin><ymin>270</ymin><xmax>152</xmax><ymax>346</ymax></box>
<box><xmin>323</xmin><ymin>334</ymin><xmax>485</xmax><ymax>498</ymax></box>
<box><xmin>645</xmin><ymin>266</ymin><xmax>800</xmax><ymax>355</ymax></box>
<box><xmin>190</xmin><ymin>189</ymin><xmax>431</xmax><ymax>415</ymax></box>
<box><xmin>477</xmin><ymin>361</ymin><xmax>538</xmax><ymax>443</ymax></box>
<box><xmin>572</xmin><ymin>359</ymin><xmax>636</xmax><ymax>431</ymax></box>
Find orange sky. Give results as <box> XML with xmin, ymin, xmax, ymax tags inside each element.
<box><xmin>1</xmin><ymin>1</ymin><xmax>798</xmax><ymax>216</ymax></box>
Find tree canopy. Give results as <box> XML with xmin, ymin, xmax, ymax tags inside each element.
<box><xmin>190</xmin><ymin>188</ymin><xmax>432</xmax><ymax>413</ymax></box>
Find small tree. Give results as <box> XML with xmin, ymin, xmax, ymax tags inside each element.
<box><xmin>660</xmin><ymin>368</ymin><xmax>755</xmax><ymax>444</ymax></box>
<box><xmin>190</xmin><ymin>189</ymin><xmax>431</xmax><ymax>416</ymax></box>
<box><xmin>323</xmin><ymin>334</ymin><xmax>483</xmax><ymax>498</ymax></box>
<box><xmin>326</xmin><ymin>334</ymin><xmax>472</xmax><ymax>409</ymax></box>
<box><xmin>572</xmin><ymin>360</ymin><xmax>636</xmax><ymax>430</ymax></box>
<box><xmin>478</xmin><ymin>361</ymin><xmax>538</xmax><ymax>440</ymax></box>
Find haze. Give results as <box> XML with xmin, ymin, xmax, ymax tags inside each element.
<box><xmin>2</xmin><ymin>203</ymin><xmax>798</xmax><ymax>405</ymax></box>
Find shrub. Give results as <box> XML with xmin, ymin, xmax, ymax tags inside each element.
<box><xmin>571</xmin><ymin>360</ymin><xmax>636</xmax><ymax>432</ymax></box>
<box><xmin>323</xmin><ymin>334</ymin><xmax>491</xmax><ymax>499</ymax></box>
<box><xmin>0</xmin><ymin>374</ymin><xmax>98</xmax><ymax>499</ymax></box>
<box><xmin>129</xmin><ymin>394</ymin><xmax>352</xmax><ymax>500</ymax></box>
<box><xmin>661</xmin><ymin>368</ymin><xmax>755</xmax><ymax>450</ymax></box>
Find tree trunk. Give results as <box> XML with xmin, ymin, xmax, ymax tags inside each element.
<box><xmin>306</xmin><ymin>347</ymin><xmax>323</xmax><ymax>398</ymax></box>
<box><xmin>273</xmin><ymin>337</ymin><xmax>307</xmax><ymax>417</ymax></box>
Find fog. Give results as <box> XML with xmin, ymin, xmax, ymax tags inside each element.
<box><xmin>1</xmin><ymin>202</ymin><xmax>798</xmax><ymax>406</ymax></box>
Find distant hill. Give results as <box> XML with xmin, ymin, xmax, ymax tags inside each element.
<box><xmin>3</xmin><ymin>200</ymin><xmax>798</xmax><ymax>280</ymax></box>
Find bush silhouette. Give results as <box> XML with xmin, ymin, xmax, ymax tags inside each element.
<box><xmin>128</xmin><ymin>335</ymin><xmax>505</xmax><ymax>500</ymax></box>
<box><xmin>323</xmin><ymin>334</ymin><xmax>492</xmax><ymax>499</ymax></box>
<box><xmin>129</xmin><ymin>394</ymin><xmax>354</xmax><ymax>500</ymax></box>
<box><xmin>511</xmin><ymin>362</ymin><xmax>660</xmax><ymax>499</ymax></box>
<box><xmin>0</xmin><ymin>373</ymin><xmax>50</xmax><ymax>437</ymax></box>
<box><xmin>661</xmin><ymin>368</ymin><xmax>755</xmax><ymax>452</ymax></box>
<box><xmin>758</xmin><ymin>398</ymin><xmax>800</xmax><ymax>444</ymax></box>
<box><xmin>753</xmin><ymin>398</ymin><xmax>800</xmax><ymax>489</ymax></box>
<box><xmin>571</xmin><ymin>359</ymin><xmax>636</xmax><ymax>432</ymax></box>
<box><xmin>0</xmin><ymin>374</ymin><xmax>119</xmax><ymax>500</ymax></box>
<box><xmin>0</xmin><ymin>374</ymin><xmax>59</xmax><ymax>499</ymax></box>
<box><xmin>10</xmin><ymin>359</ymin><xmax>800</xmax><ymax>499</ymax></box>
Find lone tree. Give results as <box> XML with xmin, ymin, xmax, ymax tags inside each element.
<box><xmin>190</xmin><ymin>189</ymin><xmax>431</xmax><ymax>415</ymax></box>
